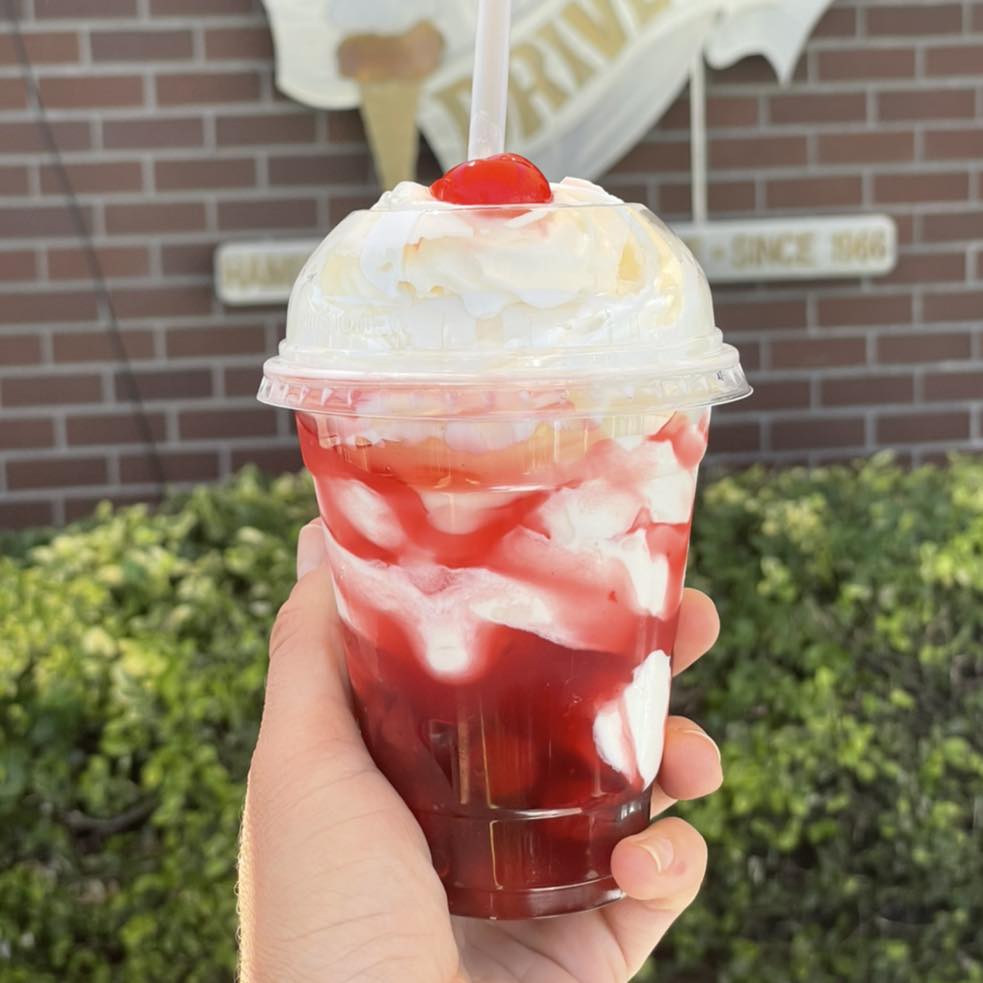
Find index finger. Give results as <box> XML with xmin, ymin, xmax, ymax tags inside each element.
<box><xmin>672</xmin><ymin>588</ymin><xmax>720</xmax><ymax>676</ymax></box>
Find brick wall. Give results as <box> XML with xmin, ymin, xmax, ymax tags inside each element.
<box><xmin>1</xmin><ymin>0</ymin><xmax>981</xmax><ymax>528</ymax></box>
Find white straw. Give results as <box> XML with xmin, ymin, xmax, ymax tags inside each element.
<box><xmin>689</xmin><ymin>54</ymin><xmax>708</xmax><ymax>225</ymax></box>
<box><xmin>467</xmin><ymin>0</ymin><xmax>513</xmax><ymax>160</ymax></box>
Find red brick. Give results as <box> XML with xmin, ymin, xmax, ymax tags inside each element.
<box><xmin>205</xmin><ymin>26</ymin><xmax>274</xmax><ymax>60</ymax></box>
<box><xmin>268</xmin><ymin>152</ymin><xmax>373</xmax><ymax>186</ymax></box>
<box><xmin>1</xmin><ymin>373</ymin><xmax>102</xmax><ymax>407</ymax></box>
<box><xmin>39</xmin><ymin>74</ymin><xmax>143</xmax><ymax>108</ymax></box>
<box><xmin>217</xmin><ymin>198</ymin><xmax>318</xmax><ymax>232</ymax></box>
<box><xmin>821</xmin><ymin>374</ymin><xmax>914</xmax><ymax>406</ymax></box>
<box><xmin>66</xmin><ymin>412</ymin><xmax>167</xmax><ymax>446</ymax></box>
<box><xmin>882</xmin><ymin>251</ymin><xmax>966</xmax><ymax>285</ymax></box>
<box><xmin>866</xmin><ymin>4</ymin><xmax>963</xmax><ymax>35</ymax></box>
<box><xmin>922</xmin><ymin>210</ymin><xmax>983</xmax><ymax>243</ymax></box>
<box><xmin>817</xmin><ymin>48</ymin><xmax>915</xmax><ymax>81</ymax></box>
<box><xmin>924</xmin><ymin>129</ymin><xmax>983</xmax><ymax>160</ymax></box>
<box><xmin>817</xmin><ymin>131</ymin><xmax>914</xmax><ymax>165</ymax></box>
<box><xmin>223</xmin><ymin>367</ymin><xmax>261</xmax><ymax>397</ymax></box>
<box><xmin>715</xmin><ymin>298</ymin><xmax>808</xmax><ymax>332</ymax></box>
<box><xmin>771</xmin><ymin>337</ymin><xmax>867</xmax><ymax>369</ymax></box>
<box><xmin>772</xmin><ymin>417</ymin><xmax>865</xmax><ymax>451</ymax></box>
<box><xmin>327</xmin><ymin>110</ymin><xmax>366</xmax><ymax>143</ymax></box>
<box><xmin>770</xmin><ymin>92</ymin><xmax>866</xmax><ymax>125</ymax></box>
<box><xmin>814</xmin><ymin>7</ymin><xmax>857</xmax><ymax>36</ymax></box>
<box><xmin>64</xmin><ymin>491</ymin><xmax>164</xmax><ymax>522</ymax></box>
<box><xmin>877</xmin><ymin>332</ymin><xmax>972</xmax><ymax>363</ymax></box>
<box><xmin>160</xmin><ymin>241</ymin><xmax>215</xmax><ymax>277</ymax></box>
<box><xmin>747</xmin><ymin>380</ymin><xmax>811</xmax><ymax>410</ymax></box>
<box><xmin>924</xmin><ymin>370</ymin><xmax>983</xmax><ymax>401</ymax></box>
<box><xmin>0</xmin><ymin>334</ymin><xmax>42</xmax><ymax>364</ymax></box>
<box><xmin>155</xmin><ymin>157</ymin><xmax>256</xmax><ymax>191</ymax></box>
<box><xmin>611</xmin><ymin>141</ymin><xmax>690</xmax><ymax>175</ymax></box>
<box><xmin>877</xmin><ymin>411</ymin><xmax>969</xmax><ymax>444</ymax></box>
<box><xmin>7</xmin><ymin>456</ymin><xmax>108</xmax><ymax>491</ymax></box>
<box><xmin>91</xmin><ymin>29</ymin><xmax>193</xmax><ymax>61</ymax></box>
<box><xmin>0</xmin><ymin>501</ymin><xmax>55</xmax><ymax>529</ymax></box>
<box><xmin>0</xmin><ymin>165</ymin><xmax>30</xmax><ymax>195</ymax></box>
<box><xmin>119</xmin><ymin>450</ymin><xmax>221</xmax><ymax>484</ymax></box>
<box><xmin>0</xmin><ymin>417</ymin><xmax>56</xmax><ymax>450</ymax></box>
<box><xmin>975</xmin><ymin>4</ymin><xmax>983</xmax><ymax>30</ymax></box>
<box><xmin>818</xmin><ymin>294</ymin><xmax>913</xmax><ymax>327</ymax></box>
<box><xmin>35</xmin><ymin>0</ymin><xmax>136</xmax><ymax>15</ymax></box>
<box><xmin>0</xmin><ymin>78</ymin><xmax>28</xmax><ymax>110</ymax></box>
<box><xmin>710</xmin><ymin>136</ymin><xmax>807</xmax><ymax>170</ymax></box>
<box><xmin>179</xmin><ymin>408</ymin><xmax>278</xmax><ymax>440</ymax></box>
<box><xmin>103</xmin><ymin>116</ymin><xmax>204</xmax><ymax>149</ymax></box>
<box><xmin>766</xmin><ymin>176</ymin><xmax>863</xmax><ymax>209</ymax></box>
<box><xmin>150</xmin><ymin>0</ymin><xmax>254</xmax><ymax>13</ymax></box>
<box><xmin>156</xmin><ymin>71</ymin><xmax>261</xmax><ymax>106</ymax></box>
<box><xmin>0</xmin><ymin>290</ymin><xmax>99</xmax><ymax>324</ymax></box>
<box><xmin>707</xmin><ymin>97</ymin><xmax>759</xmax><ymax>129</ymax></box>
<box><xmin>0</xmin><ymin>205</ymin><xmax>94</xmax><ymax>239</ymax></box>
<box><xmin>109</xmin><ymin>285</ymin><xmax>214</xmax><ymax>319</ymax></box>
<box><xmin>0</xmin><ymin>251</ymin><xmax>37</xmax><ymax>282</ymax></box>
<box><xmin>876</xmin><ymin>171</ymin><xmax>970</xmax><ymax>205</ymax></box>
<box><xmin>0</xmin><ymin>121</ymin><xmax>90</xmax><ymax>154</ymax></box>
<box><xmin>114</xmin><ymin>368</ymin><xmax>212</xmax><ymax>401</ymax></box>
<box><xmin>48</xmin><ymin>245</ymin><xmax>150</xmax><ymax>280</ymax></box>
<box><xmin>0</xmin><ymin>31</ymin><xmax>79</xmax><ymax>64</ymax></box>
<box><xmin>52</xmin><ymin>329</ymin><xmax>155</xmax><ymax>362</ymax></box>
<box><xmin>659</xmin><ymin>181</ymin><xmax>756</xmax><ymax>215</ymax></box>
<box><xmin>923</xmin><ymin>291</ymin><xmax>983</xmax><ymax>322</ymax></box>
<box><xmin>217</xmin><ymin>112</ymin><xmax>317</xmax><ymax>146</ymax></box>
<box><xmin>105</xmin><ymin>201</ymin><xmax>206</xmax><ymax>235</ymax></box>
<box><xmin>878</xmin><ymin>88</ymin><xmax>976</xmax><ymax>121</ymax></box>
<box><xmin>166</xmin><ymin>323</ymin><xmax>266</xmax><ymax>358</ymax></box>
<box><xmin>40</xmin><ymin>160</ymin><xmax>143</xmax><ymax>194</ymax></box>
<box><xmin>735</xmin><ymin>340</ymin><xmax>761</xmax><ymax>371</ymax></box>
<box><xmin>230</xmin><ymin>445</ymin><xmax>303</xmax><ymax>473</ymax></box>
<box><xmin>925</xmin><ymin>45</ymin><xmax>983</xmax><ymax>76</ymax></box>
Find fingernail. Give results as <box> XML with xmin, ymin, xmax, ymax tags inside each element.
<box><xmin>682</xmin><ymin>728</ymin><xmax>722</xmax><ymax>765</ymax></box>
<box><xmin>641</xmin><ymin>836</ymin><xmax>675</xmax><ymax>874</ymax></box>
<box><xmin>296</xmin><ymin>521</ymin><xmax>326</xmax><ymax>580</ymax></box>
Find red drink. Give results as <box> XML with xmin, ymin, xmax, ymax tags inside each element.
<box><xmin>295</xmin><ymin>405</ymin><xmax>709</xmax><ymax>919</ymax></box>
<box><xmin>259</xmin><ymin>183</ymin><xmax>749</xmax><ymax>918</ymax></box>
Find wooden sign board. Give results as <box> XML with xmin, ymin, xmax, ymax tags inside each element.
<box><xmin>675</xmin><ymin>215</ymin><xmax>898</xmax><ymax>284</ymax></box>
<box><xmin>215</xmin><ymin>215</ymin><xmax>898</xmax><ymax>306</ymax></box>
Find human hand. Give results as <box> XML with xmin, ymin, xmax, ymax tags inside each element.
<box><xmin>238</xmin><ymin>521</ymin><xmax>723</xmax><ymax>983</ymax></box>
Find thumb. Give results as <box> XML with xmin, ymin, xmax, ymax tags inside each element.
<box><xmin>257</xmin><ymin>521</ymin><xmax>361</xmax><ymax>758</ymax></box>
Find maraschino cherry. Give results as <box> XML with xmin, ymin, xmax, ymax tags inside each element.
<box><xmin>431</xmin><ymin>153</ymin><xmax>553</xmax><ymax>205</ymax></box>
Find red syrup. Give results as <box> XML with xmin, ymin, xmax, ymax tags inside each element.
<box><xmin>296</xmin><ymin>410</ymin><xmax>708</xmax><ymax>919</ymax></box>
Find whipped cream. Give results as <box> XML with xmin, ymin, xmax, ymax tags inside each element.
<box><xmin>280</xmin><ymin>176</ymin><xmax>719</xmax><ymax>376</ymax></box>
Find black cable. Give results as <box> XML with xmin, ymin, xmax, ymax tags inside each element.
<box><xmin>5</xmin><ymin>0</ymin><xmax>167</xmax><ymax>494</ymax></box>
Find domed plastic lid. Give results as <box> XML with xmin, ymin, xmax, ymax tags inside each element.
<box><xmin>259</xmin><ymin>180</ymin><xmax>750</xmax><ymax>417</ymax></box>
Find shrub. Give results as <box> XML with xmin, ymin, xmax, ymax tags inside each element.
<box><xmin>0</xmin><ymin>459</ymin><xmax>980</xmax><ymax>981</ymax></box>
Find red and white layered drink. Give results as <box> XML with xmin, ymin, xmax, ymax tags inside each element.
<box><xmin>259</xmin><ymin>164</ymin><xmax>749</xmax><ymax>920</ymax></box>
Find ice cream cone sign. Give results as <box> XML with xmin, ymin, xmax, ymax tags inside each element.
<box><xmin>337</xmin><ymin>21</ymin><xmax>444</xmax><ymax>189</ymax></box>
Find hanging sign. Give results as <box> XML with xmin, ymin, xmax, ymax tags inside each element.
<box><xmin>676</xmin><ymin>215</ymin><xmax>898</xmax><ymax>284</ymax></box>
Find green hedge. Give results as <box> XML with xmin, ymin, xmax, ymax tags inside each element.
<box><xmin>1</xmin><ymin>459</ymin><xmax>981</xmax><ymax>982</ymax></box>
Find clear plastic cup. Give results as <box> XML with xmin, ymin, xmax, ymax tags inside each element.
<box><xmin>259</xmin><ymin>198</ymin><xmax>750</xmax><ymax>919</ymax></box>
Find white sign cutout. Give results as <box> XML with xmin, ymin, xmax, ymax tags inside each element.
<box><xmin>261</xmin><ymin>0</ymin><xmax>837</xmax><ymax>183</ymax></box>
